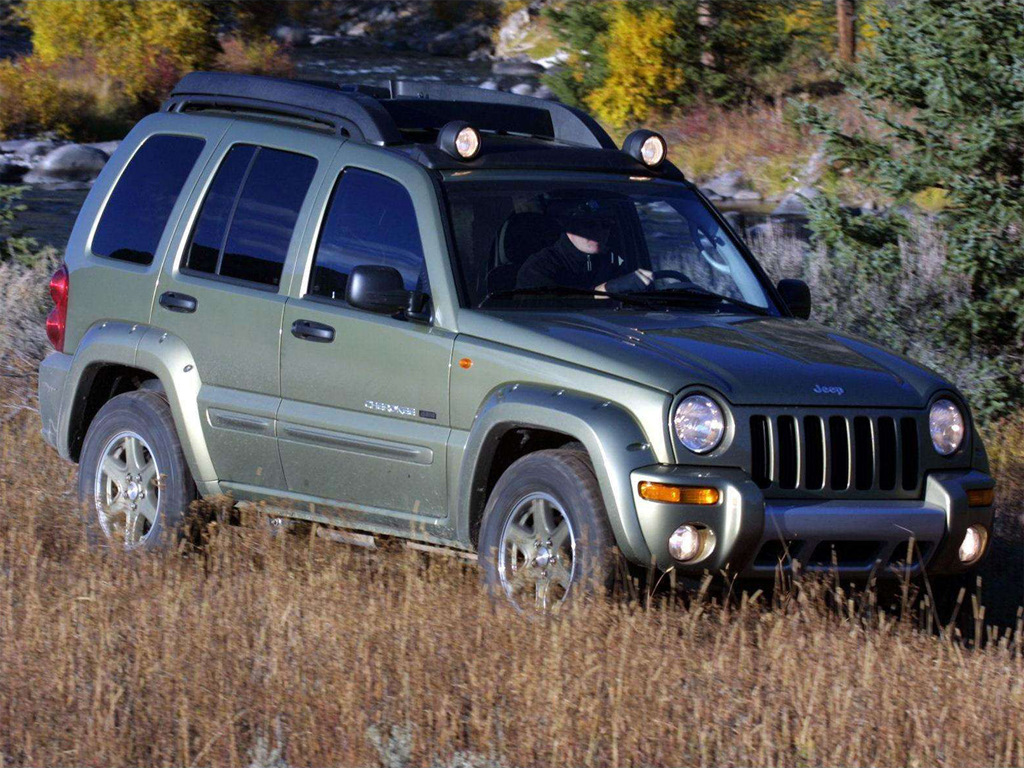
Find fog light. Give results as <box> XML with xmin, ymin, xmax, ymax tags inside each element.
<box><xmin>966</xmin><ymin>487</ymin><xmax>994</xmax><ymax>507</ymax></box>
<box><xmin>668</xmin><ymin>525</ymin><xmax>702</xmax><ymax>561</ymax></box>
<box><xmin>958</xmin><ymin>524</ymin><xmax>987</xmax><ymax>564</ymax></box>
<box><xmin>638</xmin><ymin>482</ymin><xmax>720</xmax><ymax>505</ymax></box>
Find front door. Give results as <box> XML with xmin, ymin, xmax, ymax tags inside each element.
<box><xmin>278</xmin><ymin>155</ymin><xmax>454</xmax><ymax>526</ymax></box>
<box><xmin>154</xmin><ymin>122</ymin><xmax>336</xmax><ymax>489</ymax></box>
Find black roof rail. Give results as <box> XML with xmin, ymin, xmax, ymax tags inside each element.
<box><xmin>164</xmin><ymin>72</ymin><xmax>403</xmax><ymax>144</ymax></box>
<box><xmin>163</xmin><ymin>72</ymin><xmax>618</xmax><ymax>150</ymax></box>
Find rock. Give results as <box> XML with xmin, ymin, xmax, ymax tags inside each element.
<box><xmin>309</xmin><ymin>34</ymin><xmax>341</xmax><ymax>46</ymax></box>
<box><xmin>0</xmin><ymin>159</ymin><xmax>29</xmax><ymax>183</ymax></box>
<box><xmin>85</xmin><ymin>140</ymin><xmax>120</xmax><ymax>156</ymax></box>
<box><xmin>495</xmin><ymin>8</ymin><xmax>532</xmax><ymax>59</ymax></box>
<box><xmin>467</xmin><ymin>47</ymin><xmax>493</xmax><ymax>62</ymax></box>
<box><xmin>26</xmin><ymin>144</ymin><xmax>108</xmax><ymax>182</ymax></box>
<box><xmin>533</xmin><ymin>84</ymin><xmax>556</xmax><ymax>100</ymax></box>
<box><xmin>345</xmin><ymin>21</ymin><xmax>369</xmax><ymax>38</ymax></box>
<box><xmin>273</xmin><ymin>25</ymin><xmax>310</xmax><ymax>47</ymax></box>
<box><xmin>704</xmin><ymin>170</ymin><xmax>748</xmax><ymax>198</ymax></box>
<box><xmin>509</xmin><ymin>83</ymin><xmax>534</xmax><ymax>96</ymax></box>
<box><xmin>6</xmin><ymin>139</ymin><xmax>60</xmax><ymax>161</ymax></box>
<box><xmin>699</xmin><ymin>187</ymin><xmax>724</xmax><ymax>202</ymax></box>
<box><xmin>732</xmin><ymin>189</ymin><xmax>763</xmax><ymax>201</ymax></box>
<box><xmin>772</xmin><ymin>185</ymin><xmax>819</xmax><ymax>216</ymax></box>
<box><xmin>427</xmin><ymin>30</ymin><xmax>473</xmax><ymax>57</ymax></box>
<box><xmin>478</xmin><ymin>79</ymin><xmax>500</xmax><ymax>91</ymax></box>
<box><xmin>492</xmin><ymin>60</ymin><xmax>545</xmax><ymax>77</ymax></box>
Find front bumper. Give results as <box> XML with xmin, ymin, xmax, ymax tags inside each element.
<box><xmin>631</xmin><ymin>465</ymin><xmax>995</xmax><ymax>578</ymax></box>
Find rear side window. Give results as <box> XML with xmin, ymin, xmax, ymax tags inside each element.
<box><xmin>183</xmin><ymin>144</ymin><xmax>317</xmax><ymax>288</ymax></box>
<box><xmin>308</xmin><ymin>168</ymin><xmax>426</xmax><ymax>302</ymax></box>
<box><xmin>92</xmin><ymin>134</ymin><xmax>205</xmax><ymax>265</ymax></box>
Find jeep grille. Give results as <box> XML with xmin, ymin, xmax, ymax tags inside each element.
<box><xmin>749</xmin><ymin>412</ymin><xmax>922</xmax><ymax>499</ymax></box>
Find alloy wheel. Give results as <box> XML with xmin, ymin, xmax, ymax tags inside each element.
<box><xmin>497</xmin><ymin>492</ymin><xmax>576</xmax><ymax>610</ymax></box>
<box><xmin>93</xmin><ymin>430</ymin><xmax>161</xmax><ymax>548</ymax></box>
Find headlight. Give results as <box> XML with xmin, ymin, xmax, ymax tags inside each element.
<box><xmin>929</xmin><ymin>398</ymin><xmax>965</xmax><ymax>455</ymax></box>
<box><xmin>673</xmin><ymin>395</ymin><xmax>725</xmax><ymax>454</ymax></box>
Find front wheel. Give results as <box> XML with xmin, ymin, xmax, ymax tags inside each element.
<box><xmin>478</xmin><ymin>449</ymin><xmax>619</xmax><ymax>611</ymax></box>
<box><xmin>77</xmin><ymin>390</ymin><xmax>197</xmax><ymax>550</ymax></box>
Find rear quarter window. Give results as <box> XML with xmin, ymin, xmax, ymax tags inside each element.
<box><xmin>91</xmin><ymin>134</ymin><xmax>205</xmax><ymax>265</ymax></box>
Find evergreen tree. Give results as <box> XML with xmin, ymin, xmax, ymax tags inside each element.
<box><xmin>801</xmin><ymin>0</ymin><xmax>1024</xmax><ymax>418</ymax></box>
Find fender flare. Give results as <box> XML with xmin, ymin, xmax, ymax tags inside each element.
<box><xmin>60</xmin><ymin>322</ymin><xmax>216</xmax><ymax>487</ymax></box>
<box><xmin>457</xmin><ymin>383</ymin><xmax>660</xmax><ymax>564</ymax></box>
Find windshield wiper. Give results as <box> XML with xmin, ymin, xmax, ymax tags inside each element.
<box><xmin>622</xmin><ymin>286</ymin><xmax>771</xmax><ymax>315</ymax></box>
<box><xmin>480</xmin><ymin>285</ymin><xmax>661</xmax><ymax>308</ymax></box>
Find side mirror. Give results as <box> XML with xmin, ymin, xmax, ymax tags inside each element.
<box><xmin>346</xmin><ymin>265</ymin><xmax>408</xmax><ymax>315</ymax></box>
<box><xmin>346</xmin><ymin>264</ymin><xmax>432</xmax><ymax>323</ymax></box>
<box><xmin>777</xmin><ymin>278</ymin><xmax>811</xmax><ymax>319</ymax></box>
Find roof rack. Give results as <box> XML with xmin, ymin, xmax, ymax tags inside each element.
<box><xmin>163</xmin><ymin>72</ymin><xmax>617</xmax><ymax>149</ymax></box>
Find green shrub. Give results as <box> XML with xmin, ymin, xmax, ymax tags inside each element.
<box><xmin>800</xmin><ymin>0</ymin><xmax>1024</xmax><ymax>420</ymax></box>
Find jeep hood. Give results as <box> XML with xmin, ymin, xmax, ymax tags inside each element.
<box><xmin>461</xmin><ymin>310</ymin><xmax>950</xmax><ymax>408</ymax></box>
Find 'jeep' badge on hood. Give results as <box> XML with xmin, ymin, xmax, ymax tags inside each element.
<box><xmin>813</xmin><ymin>384</ymin><xmax>845</xmax><ymax>395</ymax></box>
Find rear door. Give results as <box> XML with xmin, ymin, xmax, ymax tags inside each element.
<box><xmin>278</xmin><ymin>147</ymin><xmax>455</xmax><ymax>526</ymax></box>
<box><xmin>154</xmin><ymin>121</ymin><xmax>337</xmax><ymax>490</ymax></box>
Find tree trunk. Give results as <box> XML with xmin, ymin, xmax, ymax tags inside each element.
<box><xmin>837</xmin><ymin>0</ymin><xmax>857</xmax><ymax>62</ymax></box>
<box><xmin>698</xmin><ymin>0</ymin><xmax>716</xmax><ymax>69</ymax></box>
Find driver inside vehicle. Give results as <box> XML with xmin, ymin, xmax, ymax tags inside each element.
<box><xmin>515</xmin><ymin>200</ymin><xmax>655</xmax><ymax>294</ymax></box>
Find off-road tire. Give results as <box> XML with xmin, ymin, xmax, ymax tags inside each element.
<box><xmin>78</xmin><ymin>390</ymin><xmax>197</xmax><ymax>550</ymax></box>
<box><xmin>478</xmin><ymin>449</ymin><xmax>619</xmax><ymax>609</ymax></box>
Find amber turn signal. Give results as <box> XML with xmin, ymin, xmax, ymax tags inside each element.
<box><xmin>638</xmin><ymin>482</ymin><xmax>720</xmax><ymax>505</ymax></box>
<box><xmin>967</xmin><ymin>487</ymin><xmax>995</xmax><ymax>507</ymax></box>
<box><xmin>458</xmin><ymin>358</ymin><xmax>473</xmax><ymax>369</ymax></box>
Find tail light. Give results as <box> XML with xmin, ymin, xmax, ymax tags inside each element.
<box><xmin>46</xmin><ymin>264</ymin><xmax>69</xmax><ymax>352</ymax></box>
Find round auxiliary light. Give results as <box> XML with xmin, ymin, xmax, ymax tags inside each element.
<box><xmin>673</xmin><ymin>394</ymin><xmax>726</xmax><ymax>454</ymax></box>
<box><xmin>929</xmin><ymin>398</ymin><xmax>965</xmax><ymax>456</ymax></box>
<box><xmin>438</xmin><ymin>120</ymin><xmax>481</xmax><ymax>160</ymax></box>
<box><xmin>623</xmin><ymin>129</ymin><xmax>667</xmax><ymax>168</ymax></box>
<box><xmin>958</xmin><ymin>524</ymin><xmax>988</xmax><ymax>564</ymax></box>
<box><xmin>668</xmin><ymin>524</ymin><xmax>703</xmax><ymax>562</ymax></box>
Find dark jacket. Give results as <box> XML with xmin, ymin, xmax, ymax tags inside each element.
<box><xmin>516</xmin><ymin>234</ymin><xmax>624</xmax><ymax>290</ymax></box>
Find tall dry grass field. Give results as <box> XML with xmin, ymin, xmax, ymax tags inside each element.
<box><xmin>1</xmin><ymin>257</ymin><xmax>1023</xmax><ymax>767</ymax></box>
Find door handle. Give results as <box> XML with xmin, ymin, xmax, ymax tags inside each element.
<box><xmin>159</xmin><ymin>291</ymin><xmax>198</xmax><ymax>313</ymax></box>
<box><xmin>291</xmin><ymin>319</ymin><xmax>335</xmax><ymax>343</ymax></box>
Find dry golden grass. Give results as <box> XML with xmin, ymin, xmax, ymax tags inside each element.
<box><xmin>1</xmin><ymin>257</ymin><xmax>1022</xmax><ymax>767</ymax></box>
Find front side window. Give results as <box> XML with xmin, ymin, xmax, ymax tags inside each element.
<box><xmin>183</xmin><ymin>144</ymin><xmax>317</xmax><ymax>288</ymax></box>
<box><xmin>443</xmin><ymin>175</ymin><xmax>776</xmax><ymax>314</ymax></box>
<box><xmin>92</xmin><ymin>134</ymin><xmax>205</xmax><ymax>265</ymax></box>
<box><xmin>308</xmin><ymin>168</ymin><xmax>426</xmax><ymax>302</ymax></box>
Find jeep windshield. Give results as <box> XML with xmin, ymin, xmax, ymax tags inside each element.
<box><xmin>442</xmin><ymin>174</ymin><xmax>779</xmax><ymax>315</ymax></box>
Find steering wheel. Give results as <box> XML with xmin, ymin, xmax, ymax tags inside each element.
<box><xmin>695</xmin><ymin>231</ymin><xmax>732</xmax><ymax>274</ymax></box>
<box><xmin>651</xmin><ymin>269</ymin><xmax>691</xmax><ymax>284</ymax></box>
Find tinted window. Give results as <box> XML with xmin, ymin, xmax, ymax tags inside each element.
<box><xmin>309</xmin><ymin>169</ymin><xmax>425</xmax><ymax>302</ymax></box>
<box><xmin>92</xmin><ymin>134</ymin><xmax>205</xmax><ymax>265</ymax></box>
<box><xmin>184</xmin><ymin>145</ymin><xmax>255</xmax><ymax>275</ymax></box>
<box><xmin>183</xmin><ymin>144</ymin><xmax>317</xmax><ymax>288</ymax></box>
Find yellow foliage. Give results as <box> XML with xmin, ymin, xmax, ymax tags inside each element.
<box><xmin>0</xmin><ymin>58</ymin><xmax>97</xmax><ymax>139</ymax></box>
<box><xmin>19</xmin><ymin>0</ymin><xmax>216</xmax><ymax>103</ymax></box>
<box><xmin>216</xmin><ymin>37</ymin><xmax>294</xmax><ymax>79</ymax></box>
<box><xmin>585</xmin><ymin>5</ymin><xmax>684</xmax><ymax>128</ymax></box>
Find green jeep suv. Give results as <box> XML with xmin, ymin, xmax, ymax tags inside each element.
<box><xmin>38</xmin><ymin>73</ymin><xmax>995</xmax><ymax>610</ymax></box>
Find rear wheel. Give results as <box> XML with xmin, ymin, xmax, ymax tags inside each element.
<box><xmin>78</xmin><ymin>390</ymin><xmax>197</xmax><ymax>550</ymax></box>
<box><xmin>478</xmin><ymin>449</ymin><xmax>619</xmax><ymax>611</ymax></box>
